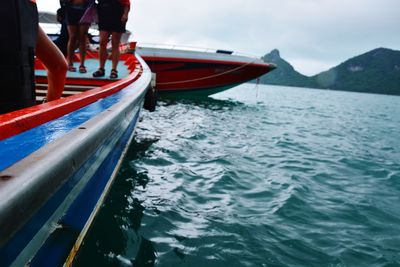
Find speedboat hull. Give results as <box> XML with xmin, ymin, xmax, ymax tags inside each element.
<box><xmin>136</xmin><ymin>46</ymin><xmax>276</xmax><ymax>96</ymax></box>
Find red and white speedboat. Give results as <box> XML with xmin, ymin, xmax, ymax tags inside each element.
<box><xmin>39</xmin><ymin>12</ymin><xmax>275</xmax><ymax>97</ymax></box>
<box><xmin>136</xmin><ymin>45</ymin><xmax>276</xmax><ymax>96</ymax></box>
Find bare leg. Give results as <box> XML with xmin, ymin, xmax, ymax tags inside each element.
<box><xmin>36</xmin><ymin>26</ymin><xmax>67</xmax><ymax>101</ymax></box>
<box><xmin>111</xmin><ymin>32</ymin><xmax>122</xmax><ymax>70</ymax></box>
<box><xmin>78</xmin><ymin>24</ymin><xmax>90</xmax><ymax>67</ymax></box>
<box><xmin>67</xmin><ymin>25</ymin><xmax>78</xmax><ymax>68</ymax></box>
<box><xmin>98</xmin><ymin>31</ymin><xmax>111</xmax><ymax>70</ymax></box>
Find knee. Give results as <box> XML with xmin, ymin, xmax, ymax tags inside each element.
<box><xmin>111</xmin><ymin>38</ymin><xmax>120</xmax><ymax>48</ymax></box>
<box><xmin>69</xmin><ymin>33</ymin><xmax>78</xmax><ymax>43</ymax></box>
<box><xmin>79</xmin><ymin>33</ymin><xmax>87</xmax><ymax>43</ymax></box>
<box><xmin>99</xmin><ymin>38</ymin><xmax>108</xmax><ymax>48</ymax></box>
<box><xmin>53</xmin><ymin>57</ymin><xmax>68</xmax><ymax>74</ymax></box>
<box><xmin>59</xmin><ymin>58</ymin><xmax>68</xmax><ymax>73</ymax></box>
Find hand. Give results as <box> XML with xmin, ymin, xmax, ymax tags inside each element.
<box><xmin>121</xmin><ymin>13</ymin><xmax>128</xmax><ymax>23</ymax></box>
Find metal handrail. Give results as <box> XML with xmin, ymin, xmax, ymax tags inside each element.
<box><xmin>136</xmin><ymin>42</ymin><xmax>262</xmax><ymax>59</ymax></box>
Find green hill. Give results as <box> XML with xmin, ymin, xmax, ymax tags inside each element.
<box><xmin>260</xmin><ymin>48</ymin><xmax>400</xmax><ymax>95</ymax></box>
<box><xmin>260</xmin><ymin>49</ymin><xmax>313</xmax><ymax>87</ymax></box>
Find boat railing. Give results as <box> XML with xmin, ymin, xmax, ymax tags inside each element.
<box><xmin>137</xmin><ymin>42</ymin><xmax>263</xmax><ymax>60</ymax></box>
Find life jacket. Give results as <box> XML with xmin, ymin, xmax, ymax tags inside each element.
<box><xmin>0</xmin><ymin>0</ymin><xmax>38</xmax><ymax>114</ymax></box>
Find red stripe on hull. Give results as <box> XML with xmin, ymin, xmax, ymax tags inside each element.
<box><xmin>0</xmin><ymin>54</ymin><xmax>142</xmax><ymax>140</ymax></box>
<box><xmin>142</xmin><ymin>57</ymin><xmax>274</xmax><ymax>92</ymax></box>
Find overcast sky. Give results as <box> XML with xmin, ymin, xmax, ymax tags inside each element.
<box><xmin>38</xmin><ymin>0</ymin><xmax>400</xmax><ymax>76</ymax></box>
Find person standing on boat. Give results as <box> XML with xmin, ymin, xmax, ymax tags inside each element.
<box><xmin>53</xmin><ymin>0</ymin><xmax>69</xmax><ymax>56</ymax></box>
<box><xmin>93</xmin><ymin>0</ymin><xmax>130</xmax><ymax>79</ymax></box>
<box><xmin>65</xmin><ymin>0</ymin><xmax>90</xmax><ymax>73</ymax></box>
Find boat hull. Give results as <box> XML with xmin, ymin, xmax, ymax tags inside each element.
<box><xmin>159</xmin><ymin>83</ymin><xmax>243</xmax><ymax>98</ymax></box>
<box><xmin>0</xmin><ymin>54</ymin><xmax>152</xmax><ymax>266</ymax></box>
<box><xmin>136</xmin><ymin>46</ymin><xmax>275</xmax><ymax>96</ymax></box>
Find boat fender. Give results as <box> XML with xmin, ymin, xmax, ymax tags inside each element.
<box><xmin>0</xmin><ymin>0</ymin><xmax>38</xmax><ymax>114</ymax></box>
<box><xmin>143</xmin><ymin>86</ymin><xmax>157</xmax><ymax>112</ymax></box>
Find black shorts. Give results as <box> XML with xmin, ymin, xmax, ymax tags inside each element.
<box><xmin>97</xmin><ymin>3</ymin><xmax>126</xmax><ymax>33</ymax></box>
<box><xmin>66</xmin><ymin>5</ymin><xmax>87</xmax><ymax>26</ymax></box>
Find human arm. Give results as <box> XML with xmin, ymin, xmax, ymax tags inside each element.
<box><xmin>36</xmin><ymin>26</ymin><xmax>68</xmax><ymax>101</ymax></box>
<box><xmin>120</xmin><ymin>0</ymin><xmax>130</xmax><ymax>23</ymax></box>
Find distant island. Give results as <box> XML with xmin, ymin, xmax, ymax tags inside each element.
<box><xmin>259</xmin><ymin>48</ymin><xmax>400</xmax><ymax>96</ymax></box>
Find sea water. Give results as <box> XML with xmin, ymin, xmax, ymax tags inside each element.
<box><xmin>75</xmin><ymin>84</ymin><xmax>400</xmax><ymax>267</ymax></box>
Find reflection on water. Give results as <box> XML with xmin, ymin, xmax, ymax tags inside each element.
<box><xmin>159</xmin><ymin>96</ymin><xmax>244</xmax><ymax>111</ymax></box>
<box><xmin>132</xmin><ymin>237</ymin><xmax>156</xmax><ymax>267</ymax></box>
<box><xmin>74</xmin><ymin>138</ymin><xmax>157</xmax><ymax>267</ymax></box>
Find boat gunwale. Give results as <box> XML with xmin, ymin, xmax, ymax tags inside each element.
<box><xmin>0</xmin><ymin>58</ymin><xmax>151</xmax><ymax>264</ymax></box>
<box><xmin>138</xmin><ymin>54</ymin><xmax>273</xmax><ymax>68</ymax></box>
<box><xmin>135</xmin><ymin>46</ymin><xmax>275</xmax><ymax>66</ymax></box>
<box><xmin>0</xmin><ymin>53</ymin><xmax>142</xmax><ymax>141</ymax></box>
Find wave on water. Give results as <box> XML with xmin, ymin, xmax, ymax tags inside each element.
<box><xmin>75</xmin><ymin>84</ymin><xmax>400</xmax><ymax>267</ymax></box>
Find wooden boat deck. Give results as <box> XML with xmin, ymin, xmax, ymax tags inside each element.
<box><xmin>34</xmin><ymin>56</ymin><xmax>136</xmax><ymax>102</ymax></box>
<box><xmin>35</xmin><ymin>58</ymin><xmax>131</xmax><ymax>81</ymax></box>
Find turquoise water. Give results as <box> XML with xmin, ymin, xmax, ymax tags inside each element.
<box><xmin>75</xmin><ymin>84</ymin><xmax>400</xmax><ymax>267</ymax></box>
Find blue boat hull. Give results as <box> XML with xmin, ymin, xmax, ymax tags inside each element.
<box><xmin>0</xmin><ymin>55</ymin><xmax>152</xmax><ymax>266</ymax></box>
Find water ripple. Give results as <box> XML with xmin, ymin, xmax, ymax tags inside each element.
<box><xmin>75</xmin><ymin>85</ymin><xmax>400</xmax><ymax>267</ymax></box>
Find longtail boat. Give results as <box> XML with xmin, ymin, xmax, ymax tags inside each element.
<box><xmin>0</xmin><ymin>49</ymin><xmax>153</xmax><ymax>266</ymax></box>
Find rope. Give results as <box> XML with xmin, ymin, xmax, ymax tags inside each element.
<box><xmin>255</xmin><ymin>78</ymin><xmax>260</xmax><ymax>98</ymax></box>
<box><xmin>155</xmin><ymin>59</ymin><xmax>259</xmax><ymax>85</ymax></box>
